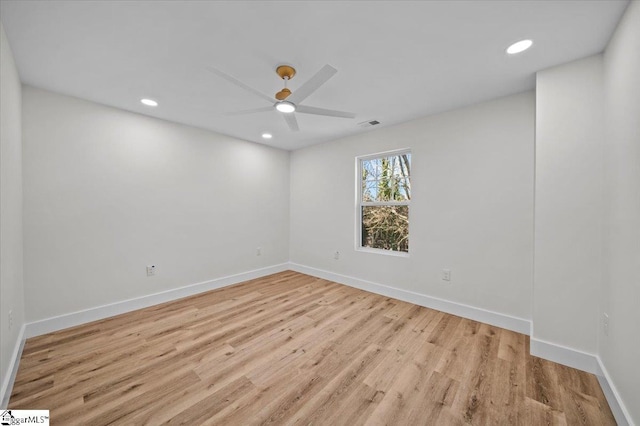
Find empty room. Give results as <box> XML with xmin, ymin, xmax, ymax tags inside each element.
<box><xmin>1</xmin><ymin>1</ymin><xmax>638</xmax><ymax>424</ymax></box>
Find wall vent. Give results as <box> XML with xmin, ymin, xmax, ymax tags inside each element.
<box><xmin>358</xmin><ymin>120</ymin><xmax>380</xmax><ymax>128</ymax></box>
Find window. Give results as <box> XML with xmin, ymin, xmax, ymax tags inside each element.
<box><xmin>357</xmin><ymin>150</ymin><xmax>411</xmax><ymax>254</ymax></box>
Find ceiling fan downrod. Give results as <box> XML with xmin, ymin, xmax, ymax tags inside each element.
<box><xmin>275</xmin><ymin>65</ymin><xmax>296</xmax><ymax>100</ymax></box>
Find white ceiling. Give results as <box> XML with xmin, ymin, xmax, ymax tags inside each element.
<box><xmin>0</xmin><ymin>1</ymin><xmax>628</xmax><ymax>150</ymax></box>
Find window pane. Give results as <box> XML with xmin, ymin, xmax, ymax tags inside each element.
<box><xmin>359</xmin><ymin>151</ymin><xmax>411</xmax><ymax>254</ymax></box>
<box><xmin>362</xmin><ymin>178</ymin><xmax>410</xmax><ymax>203</ymax></box>
<box><xmin>361</xmin><ymin>154</ymin><xmax>411</xmax><ymax>202</ymax></box>
<box><xmin>361</xmin><ymin>205</ymin><xmax>409</xmax><ymax>252</ymax></box>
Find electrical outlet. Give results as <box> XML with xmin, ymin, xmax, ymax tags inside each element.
<box><xmin>146</xmin><ymin>265</ymin><xmax>156</xmax><ymax>277</ymax></box>
<box><xmin>442</xmin><ymin>269</ymin><xmax>451</xmax><ymax>282</ymax></box>
<box><xmin>8</xmin><ymin>310</ymin><xmax>13</xmax><ymax>329</ymax></box>
<box><xmin>603</xmin><ymin>313</ymin><xmax>609</xmax><ymax>336</ymax></box>
<box><xmin>334</xmin><ymin>251</ymin><xmax>340</xmax><ymax>260</ymax></box>
<box><xmin>256</xmin><ymin>247</ymin><xmax>261</xmax><ymax>256</ymax></box>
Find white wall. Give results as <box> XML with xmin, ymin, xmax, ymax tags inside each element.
<box><xmin>0</xmin><ymin>23</ymin><xmax>25</xmax><ymax>405</ymax></box>
<box><xmin>533</xmin><ymin>55</ymin><xmax>604</xmax><ymax>355</ymax></box>
<box><xmin>22</xmin><ymin>87</ymin><xmax>290</xmax><ymax>322</ymax></box>
<box><xmin>601</xmin><ymin>1</ymin><xmax>640</xmax><ymax>423</ymax></box>
<box><xmin>534</xmin><ymin>9</ymin><xmax>640</xmax><ymax>417</ymax></box>
<box><xmin>290</xmin><ymin>92</ymin><xmax>535</xmax><ymax>322</ymax></box>
<box><xmin>8</xmin><ymin>8</ymin><xmax>638</xmax><ymax>420</ymax></box>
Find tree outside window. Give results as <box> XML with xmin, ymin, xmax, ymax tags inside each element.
<box><xmin>358</xmin><ymin>150</ymin><xmax>411</xmax><ymax>253</ymax></box>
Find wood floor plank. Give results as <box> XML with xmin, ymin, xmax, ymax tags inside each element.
<box><xmin>9</xmin><ymin>271</ymin><xmax>616</xmax><ymax>425</ymax></box>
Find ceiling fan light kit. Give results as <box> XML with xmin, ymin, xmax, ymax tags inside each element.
<box><xmin>276</xmin><ymin>101</ymin><xmax>296</xmax><ymax>113</ymax></box>
<box><xmin>208</xmin><ymin>63</ymin><xmax>356</xmax><ymax>132</ymax></box>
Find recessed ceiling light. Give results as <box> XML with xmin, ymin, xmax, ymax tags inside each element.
<box><xmin>140</xmin><ymin>98</ymin><xmax>158</xmax><ymax>107</ymax></box>
<box><xmin>275</xmin><ymin>101</ymin><xmax>296</xmax><ymax>113</ymax></box>
<box><xmin>262</xmin><ymin>133</ymin><xmax>273</xmax><ymax>139</ymax></box>
<box><xmin>506</xmin><ymin>39</ymin><xmax>533</xmax><ymax>55</ymax></box>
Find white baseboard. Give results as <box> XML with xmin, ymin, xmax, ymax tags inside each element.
<box><xmin>529</xmin><ymin>338</ymin><xmax>635</xmax><ymax>425</ymax></box>
<box><xmin>25</xmin><ymin>263</ymin><xmax>289</xmax><ymax>338</ymax></box>
<box><xmin>11</xmin><ymin>262</ymin><xmax>634</xmax><ymax>425</ymax></box>
<box><xmin>529</xmin><ymin>337</ymin><xmax>600</xmax><ymax>374</ymax></box>
<box><xmin>1</xmin><ymin>323</ymin><xmax>26</xmax><ymax>409</ymax></box>
<box><xmin>288</xmin><ymin>263</ymin><xmax>531</xmax><ymax>335</ymax></box>
<box><xmin>292</xmin><ymin>263</ymin><xmax>635</xmax><ymax>424</ymax></box>
<box><xmin>596</xmin><ymin>356</ymin><xmax>634</xmax><ymax>426</ymax></box>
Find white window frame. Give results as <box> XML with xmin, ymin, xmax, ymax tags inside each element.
<box><xmin>355</xmin><ymin>148</ymin><xmax>411</xmax><ymax>257</ymax></box>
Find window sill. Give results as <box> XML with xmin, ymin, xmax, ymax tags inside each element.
<box><xmin>355</xmin><ymin>247</ymin><xmax>410</xmax><ymax>258</ymax></box>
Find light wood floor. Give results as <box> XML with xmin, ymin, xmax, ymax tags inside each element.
<box><xmin>10</xmin><ymin>271</ymin><xmax>615</xmax><ymax>425</ymax></box>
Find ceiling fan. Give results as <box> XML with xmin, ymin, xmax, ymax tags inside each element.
<box><xmin>207</xmin><ymin>64</ymin><xmax>356</xmax><ymax>132</ymax></box>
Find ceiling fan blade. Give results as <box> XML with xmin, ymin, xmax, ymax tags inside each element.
<box><xmin>287</xmin><ymin>64</ymin><xmax>337</xmax><ymax>105</ymax></box>
<box><xmin>283</xmin><ymin>113</ymin><xmax>299</xmax><ymax>132</ymax></box>
<box><xmin>295</xmin><ymin>105</ymin><xmax>356</xmax><ymax>119</ymax></box>
<box><xmin>225</xmin><ymin>106</ymin><xmax>273</xmax><ymax>116</ymax></box>
<box><xmin>206</xmin><ymin>66</ymin><xmax>274</xmax><ymax>104</ymax></box>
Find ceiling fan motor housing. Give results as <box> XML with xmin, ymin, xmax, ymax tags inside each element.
<box><xmin>275</xmin><ymin>88</ymin><xmax>291</xmax><ymax>100</ymax></box>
